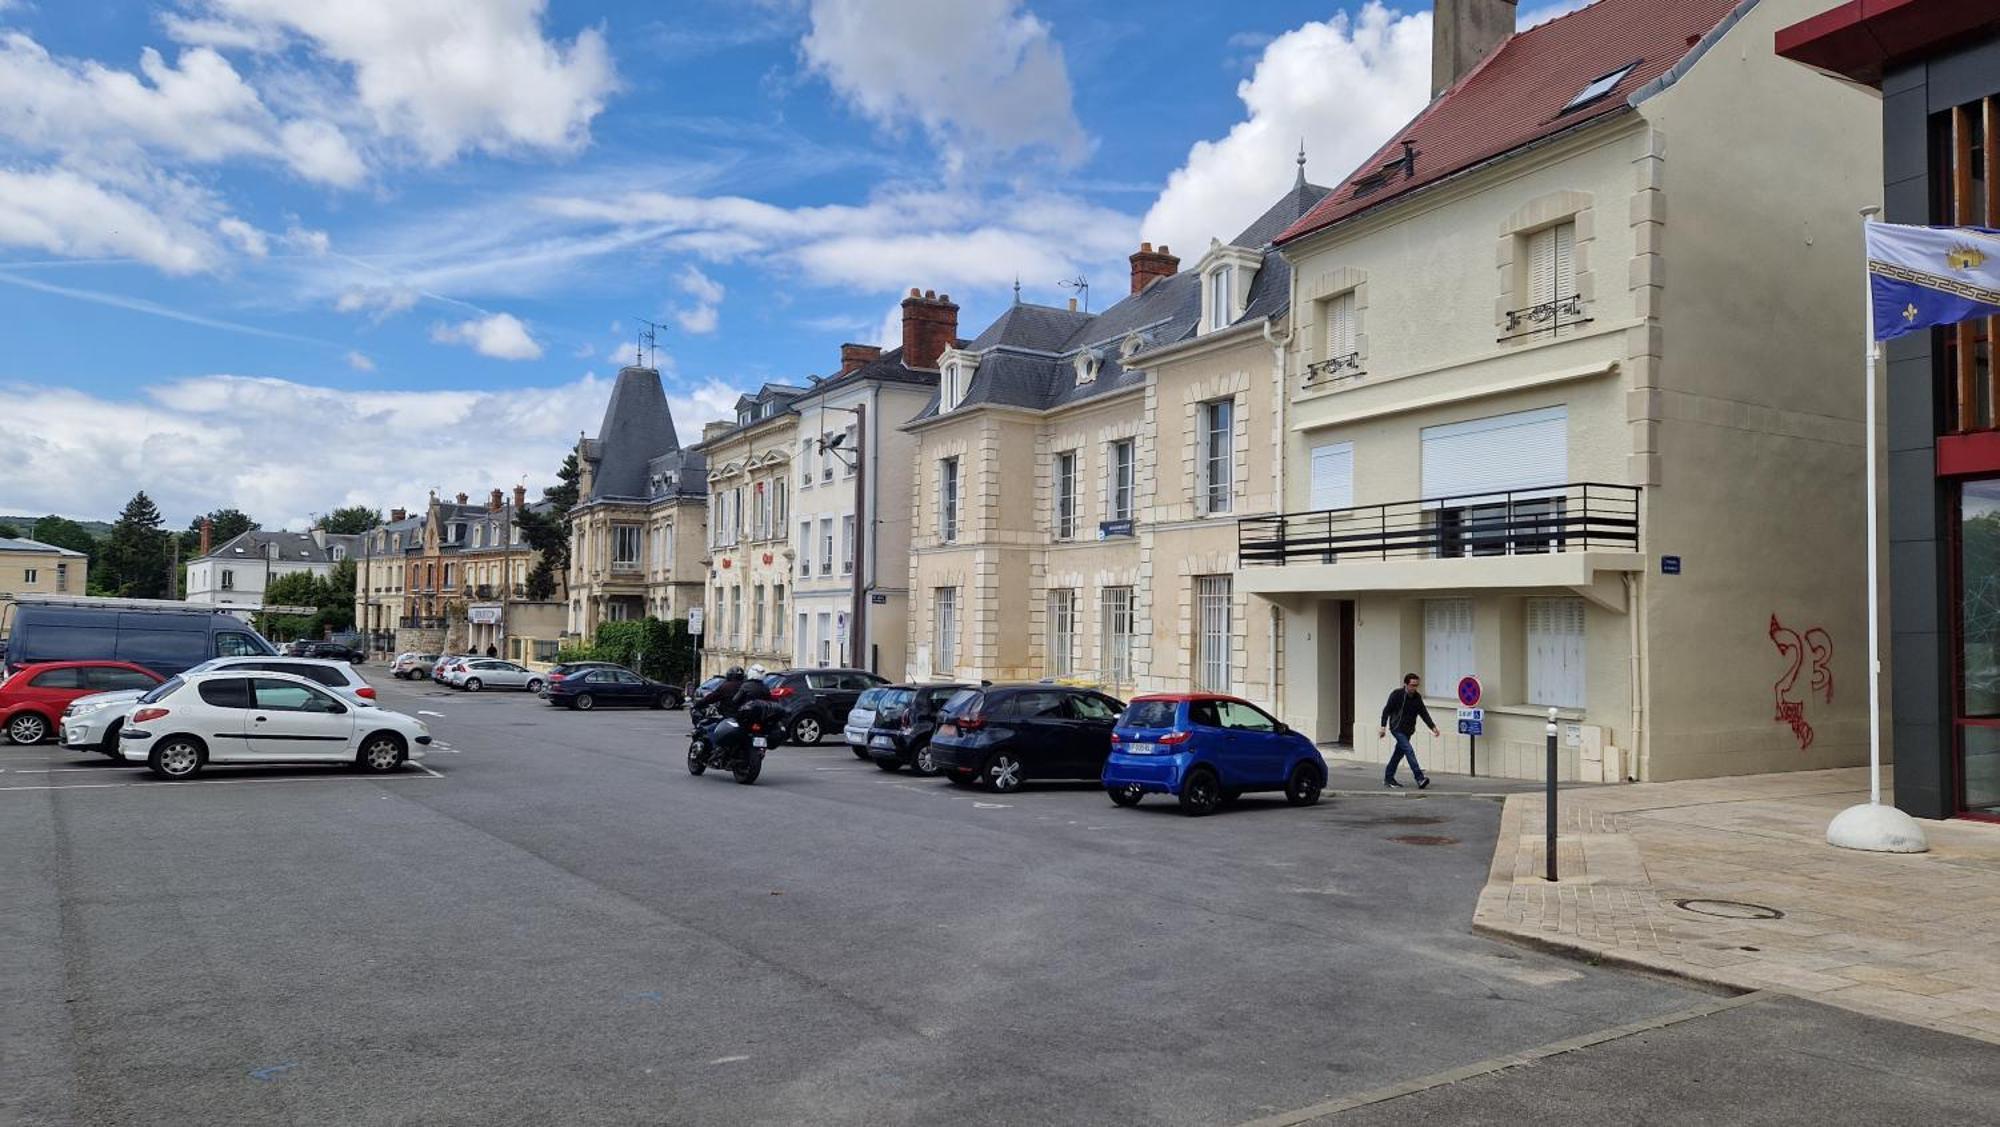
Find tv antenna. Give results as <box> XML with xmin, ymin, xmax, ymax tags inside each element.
<box><xmin>635</xmin><ymin>317</ymin><xmax>666</xmax><ymax>369</ymax></box>
<box><xmin>1060</xmin><ymin>275</ymin><xmax>1090</xmax><ymax>313</ymax></box>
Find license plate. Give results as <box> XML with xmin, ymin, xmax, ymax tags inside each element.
<box><xmin>870</xmin><ymin>735</ymin><xmax>894</xmax><ymax>748</ymax></box>
<box><xmin>1127</xmin><ymin>742</ymin><xmax>1154</xmax><ymax>755</ymax></box>
<box><xmin>752</xmin><ymin>737</ymin><xmax>768</xmax><ymax>749</ymax></box>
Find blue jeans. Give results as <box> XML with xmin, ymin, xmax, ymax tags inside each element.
<box><xmin>1386</xmin><ymin>731</ymin><xmax>1427</xmax><ymax>784</ymax></box>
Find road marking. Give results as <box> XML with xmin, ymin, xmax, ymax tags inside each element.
<box><xmin>972</xmin><ymin>801</ymin><xmax>1011</xmax><ymax>809</ymax></box>
<box><xmin>248</xmin><ymin>1062</ymin><xmax>297</xmax><ymax>1083</ymax></box>
<box><xmin>708</xmin><ymin>1055</ymin><xmax>751</xmax><ymax>1065</ymax></box>
<box><xmin>4</xmin><ymin>767</ymin><xmax>107</xmax><ymax>773</ymax></box>
<box><xmin>0</xmin><ymin>767</ymin><xmax>443</xmax><ymax>793</ymax></box>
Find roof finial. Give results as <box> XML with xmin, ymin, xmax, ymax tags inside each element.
<box><xmin>1296</xmin><ymin>138</ymin><xmax>1307</xmax><ymax>187</ymax></box>
<box><xmin>1013</xmin><ymin>275</ymin><xmax>1022</xmax><ymax>305</ymax></box>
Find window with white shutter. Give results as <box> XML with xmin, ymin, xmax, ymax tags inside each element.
<box><xmin>1526</xmin><ymin>597</ymin><xmax>1586</xmax><ymax>708</ymax></box>
<box><xmin>1046</xmin><ymin>589</ymin><xmax>1076</xmax><ymax>676</ymax></box>
<box><xmin>934</xmin><ymin>588</ymin><xmax>958</xmax><ymax>674</ymax></box>
<box><xmin>1521</xmin><ymin>221</ymin><xmax>1580</xmax><ymax>336</ymax></box>
<box><xmin>1309</xmin><ymin>442</ymin><xmax>1354</xmax><ymax>511</ymax></box>
<box><xmin>1326</xmin><ymin>291</ymin><xmax>1356</xmax><ymax>360</ymax></box>
<box><xmin>1423</xmin><ymin>599</ymin><xmax>1475</xmax><ymax>692</ymax></box>
<box><xmin>1196</xmin><ymin>576</ymin><xmax>1233</xmax><ymax>691</ymax></box>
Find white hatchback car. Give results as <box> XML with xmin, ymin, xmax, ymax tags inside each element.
<box><xmin>447</xmin><ymin>659</ymin><xmax>543</xmax><ymax>693</ymax></box>
<box><xmin>118</xmin><ymin>670</ymin><xmax>429</xmax><ymax>780</ymax></box>
<box><xmin>181</xmin><ymin>656</ymin><xmax>379</xmax><ymax>707</ymax></box>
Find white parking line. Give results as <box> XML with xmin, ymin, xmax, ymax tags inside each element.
<box><xmin>0</xmin><ymin>766</ymin><xmax>443</xmax><ymax>792</ymax></box>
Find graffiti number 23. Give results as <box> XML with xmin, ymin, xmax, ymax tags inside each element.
<box><xmin>1769</xmin><ymin>614</ymin><xmax>1832</xmax><ymax>750</ymax></box>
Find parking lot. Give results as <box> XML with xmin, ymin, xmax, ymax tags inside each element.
<box><xmin>6</xmin><ymin>673</ymin><xmax>1994</xmax><ymax>1126</ymax></box>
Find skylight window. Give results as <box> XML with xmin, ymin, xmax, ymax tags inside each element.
<box><xmin>1561</xmin><ymin>61</ymin><xmax>1639</xmax><ymax>115</ymax></box>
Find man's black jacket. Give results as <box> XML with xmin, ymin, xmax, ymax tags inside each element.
<box><xmin>1380</xmin><ymin>688</ymin><xmax>1436</xmax><ymax>735</ymax></box>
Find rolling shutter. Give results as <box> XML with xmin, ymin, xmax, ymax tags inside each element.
<box><xmin>1420</xmin><ymin>406</ymin><xmax>1568</xmax><ymax>500</ymax></box>
<box><xmin>1309</xmin><ymin>442</ymin><xmax>1354</xmax><ymax>511</ymax></box>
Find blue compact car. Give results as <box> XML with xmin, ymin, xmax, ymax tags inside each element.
<box><xmin>1102</xmin><ymin>694</ymin><xmax>1327</xmax><ymax>816</ymax></box>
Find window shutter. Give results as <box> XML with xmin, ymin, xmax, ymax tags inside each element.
<box><xmin>1419</xmin><ymin>406</ymin><xmax>1568</xmax><ymax>499</ymax></box>
<box><xmin>1309</xmin><ymin>442</ymin><xmax>1354</xmax><ymax>511</ymax></box>
<box><xmin>1423</xmin><ymin>598</ymin><xmax>1474</xmax><ymax>690</ymax></box>
<box><xmin>1327</xmin><ymin>292</ymin><xmax>1355</xmax><ymax>357</ymax></box>
<box><xmin>1526</xmin><ymin>597</ymin><xmax>1586</xmax><ymax>708</ymax></box>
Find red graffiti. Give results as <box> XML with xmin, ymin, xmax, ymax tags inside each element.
<box><xmin>1769</xmin><ymin>614</ymin><xmax>1833</xmax><ymax>750</ymax></box>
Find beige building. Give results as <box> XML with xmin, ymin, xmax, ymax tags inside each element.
<box><xmin>903</xmin><ymin>179</ymin><xmax>1324</xmax><ymax>696</ymax></box>
<box><xmin>0</xmin><ymin>536</ymin><xmax>87</xmax><ymax>617</ymax></box>
<box><xmin>1244</xmin><ymin>0</ymin><xmax>1883</xmax><ymax>781</ymax></box>
<box><xmin>354</xmin><ymin>489</ymin><xmax>564</xmax><ymax>660</ymax></box>
<box><xmin>693</xmin><ymin>384</ymin><xmax>802</xmax><ymax>676</ymax></box>
<box><xmin>568</xmin><ymin>365</ymin><xmax>709</xmax><ymax>641</ymax></box>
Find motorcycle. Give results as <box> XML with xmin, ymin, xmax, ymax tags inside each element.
<box><xmin>687</xmin><ymin>704</ymin><xmax>777</xmax><ymax>785</ymax></box>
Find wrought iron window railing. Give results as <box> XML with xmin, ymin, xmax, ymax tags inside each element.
<box><xmin>1500</xmin><ymin>293</ymin><xmax>1589</xmax><ymax>340</ymax></box>
<box><xmin>1304</xmin><ymin>351</ymin><xmax>1363</xmax><ymax>387</ymax></box>
<box><xmin>1238</xmin><ymin>482</ymin><xmax>1638</xmax><ymax>566</ymax></box>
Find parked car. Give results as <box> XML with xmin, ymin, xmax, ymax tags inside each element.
<box><xmin>865</xmin><ymin>682</ymin><xmax>977</xmax><ymax>774</ymax></box>
<box><xmin>927</xmin><ymin>684</ymin><xmax>1125</xmax><ymax>792</ymax></box>
<box><xmin>1102</xmin><ymin>694</ymin><xmax>1328</xmax><ymax>816</ymax></box>
<box><xmin>1</xmin><ymin>599</ymin><xmax>276</xmax><ymax>678</ymax></box>
<box><xmin>180</xmin><ymin>656</ymin><xmax>379</xmax><ymax>707</ymax></box>
<box><xmin>431</xmin><ymin>655</ymin><xmax>474</xmax><ymax>683</ymax></box>
<box><xmin>448</xmin><ymin>659</ymin><xmax>545</xmax><ymax>693</ymax></box>
<box><xmin>115</xmin><ymin>671</ymin><xmax>429</xmax><ymax>780</ymax></box>
<box><xmin>60</xmin><ymin>687</ymin><xmax>161</xmax><ymax>755</ymax></box>
<box><xmin>543</xmin><ymin>667</ymin><xmax>680</xmax><ymax>711</ymax></box>
<box><xmin>2</xmin><ymin>661</ymin><xmax>164</xmax><ymax>744</ymax></box>
<box><xmin>294</xmin><ymin>640</ymin><xmax>366</xmax><ymax>663</ymax></box>
<box><xmin>391</xmin><ymin>653</ymin><xmax>440</xmax><ymax>679</ymax></box>
<box><xmin>843</xmin><ymin>686</ymin><xmax>897</xmax><ymax>756</ymax></box>
<box><xmin>543</xmin><ymin>661</ymin><xmax>626</xmax><ymax>697</ymax></box>
<box><xmin>768</xmin><ymin>668</ymin><xmax>889</xmax><ymax>747</ymax></box>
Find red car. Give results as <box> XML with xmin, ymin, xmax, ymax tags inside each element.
<box><xmin>0</xmin><ymin>661</ymin><xmax>164</xmax><ymax>745</ymax></box>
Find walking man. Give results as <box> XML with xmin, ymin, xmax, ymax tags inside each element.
<box><xmin>1379</xmin><ymin>673</ymin><xmax>1438</xmax><ymax>789</ymax></box>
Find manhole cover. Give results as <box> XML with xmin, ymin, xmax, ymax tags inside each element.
<box><xmin>1389</xmin><ymin>834</ymin><xmax>1459</xmax><ymax>846</ymax></box>
<box><xmin>1673</xmin><ymin>898</ymin><xmax>1785</xmax><ymax>920</ymax></box>
<box><xmin>1386</xmin><ymin>815</ymin><xmax>1447</xmax><ymax>826</ymax></box>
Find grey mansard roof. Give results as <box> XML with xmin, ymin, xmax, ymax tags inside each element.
<box><xmin>585</xmin><ymin>366</ymin><xmax>683</xmax><ymax>503</ymax></box>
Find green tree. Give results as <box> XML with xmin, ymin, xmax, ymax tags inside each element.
<box><xmin>317</xmin><ymin>506</ymin><xmax>383</xmax><ymax>535</ymax></box>
<box><xmin>515</xmin><ymin>453</ymin><xmax>581</xmax><ymax>601</ymax></box>
<box><xmin>179</xmin><ymin>508</ymin><xmax>257</xmax><ymax>557</ymax></box>
<box><xmin>0</xmin><ymin>522</ymin><xmax>19</xmax><ymax>539</ymax></box>
<box><xmin>101</xmin><ymin>492</ymin><xmax>170</xmax><ymax>598</ymax></box>
<box><xmin>256</xmin><ymin>567</ymin><xmax>355</xmax><ymax>640</ymax></box>
<box><xmin>31</xmin><ymin>516</ymin><xmax>99</xmax><ymax>563</ymax></box>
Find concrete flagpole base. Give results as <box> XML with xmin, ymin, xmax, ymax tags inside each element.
<box><xmin>1827</xmin><ymin>802</ymin><xmax>1930</xmax><ymax>853</ymax></box>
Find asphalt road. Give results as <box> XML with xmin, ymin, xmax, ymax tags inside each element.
<box><xmin>3</xmin><ymin>675</ymin><xmax>1993</xmax><ymax>1125</ymax></box>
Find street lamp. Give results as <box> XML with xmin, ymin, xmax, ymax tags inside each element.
<box><xmin>815</xmin><ymin>402</ymin><xmax>869</xmax><ymax>672</ymax></box>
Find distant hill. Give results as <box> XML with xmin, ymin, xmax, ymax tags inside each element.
<box><xmin>0</xmin><ymin>516</ymin><xmax>113</xmax><ymax>540</ymax></box>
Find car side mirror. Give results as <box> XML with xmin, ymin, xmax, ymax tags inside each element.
<box><xmin>1275</xmin><ymin>723</ymin><xmax>1292</xmax><ymax>736</ymax></box>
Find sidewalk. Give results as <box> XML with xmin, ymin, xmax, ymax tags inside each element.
<box><xmin>1472</xmin><ymin>767</ymin><xmax>2000</xmax><ymax>1044</ymax></box>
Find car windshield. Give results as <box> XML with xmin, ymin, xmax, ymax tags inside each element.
<box><xmin>875</xmin><ymin>688</ymin><xmax>915</xmax><ymax>714</ymax></box>
<box><xmin>138</xmin><ymin>676</ymin><xmax>183</xmax><ymax>704</ymax></box>
<box><xmin>1122</xmin><ymin>700</ymin><xmax>1180</xmax><ymax>728</ymax></box>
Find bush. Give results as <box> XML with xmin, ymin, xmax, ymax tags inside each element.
<box><xmin>561</xmin><ymin>618</ymin><xmax>698</xmax><ymax>686</ymax></box>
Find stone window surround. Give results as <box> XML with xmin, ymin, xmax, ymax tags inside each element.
<box><xmin>1194</xmin><ymin>241</ymin><xmax>1261</xmax><ymax>336</ymax></box>
<box><xmin>1494</xmin><ymin>189</ymin><xmax>1597</xmax><ymax>338</ymax></box>
<box><xmin>1300</xmin><ymin>265</ymin><xmax>1371</xmax><ymax>386</ymax></box>
<box><xmin>1184</xmin><ymin>371</ymin><xmax>1251</xmax><ymax>519</ymax></box>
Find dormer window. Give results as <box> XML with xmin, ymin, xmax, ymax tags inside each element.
<box><xmin>1208</xmin><ymin>266</ymin><xmax>1232</xmax><ymax>331</ymax></box>
<box><xmin>938</xmin><ymin>348</ymin><xmax>976</xmax><ymax>412</ymax></box>
<box><xmin>1197</xmin><ymin>244</ymin><xmax>1259</xmax><ymax>336</ymax></box>
<box><xmin>1074</xmin><ymin>349</ymin><xmax>1102</xmax><ymax>385</ymax></box>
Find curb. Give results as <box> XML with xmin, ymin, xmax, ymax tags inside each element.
<box><xmin>1467</xmin><ymin>919</ymin><xmax>1745</xmax><ymax>996</ymax></box>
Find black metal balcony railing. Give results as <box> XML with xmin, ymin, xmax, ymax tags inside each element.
<box><xmin>1239</xmin><ymin>482</ymin><xmax>1639</xmax><ymax>567</ymax></box>
<box><xmin>1500</xmin><ymin>293</ymin><xmax>1589</xmax><ymax>340</ymax></box>
<box><xmin>1304</xmin><ymin>351</ymin><xmax>1363</xmax><ymax>386</ymax></box>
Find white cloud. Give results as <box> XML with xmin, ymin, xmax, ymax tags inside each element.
<box><xmin>216</xmin><ymin>217</ymin><xmax>268</xmax><ymax>256</ymax></box>
<box><xmin>193</xmin><ymin>0</ymin><xmax>618</xmax><ymax>161</ymax></box>
<box><xmin>0</xmin><ymin>167</ymin><xmax>215</xmax><ymax>274</ymax></box>
<box><xmin>335</xmin><ymin>284</ymin><xmax>419</xmax><ymax>318</ymax></box>
<box><xmin>278</xmin><ymin>119</ymin><xmax>366</xmax><ymax>187</ymax></box>
<box><xmin>0</xmin><ymin>372</ymin><xmax>745</xmax><ymax>527</ymax></box>
<box><xmin>1141</xmin><ymin>3</ymin><xmax>1431</xmax><ymax>254</ymax></box>
<box><xmin>802</xmin><ymin>0</ymin><xmax>1087</xmax><ymax>169</ymax></box>
<box><xmin>430</xmin><ymin>311</ymin><xmax>543</xmax><ymax>360</ymax></box>
<box><xmin>282</xmin><ymin>223</ymin><xmax>330</xmax><ymax>255</ymax></box>
<box><xmin>345</xmin><ymin>350</ymin><xmax>375</xmax><ymax>371</ymax></box>
<box><xmin>673</xmin><ymin>263</ymin><xmax>724</xmax><ymax>335</ymax></box>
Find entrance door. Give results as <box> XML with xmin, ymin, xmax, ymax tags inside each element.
<box><xmin>1955</xmin><ymin>479</ymin><xmax>2000</xmax><ymax>818</ymax></box>
<box><xmin>1338</xmin><ymin>601</ymin><xmax>1356</xmax><ymax>746</ymax></box>
<box><xmin>1313</xmin><ymin>600</ymin><xmax>1355</xmax><ymax>746</ymax></box>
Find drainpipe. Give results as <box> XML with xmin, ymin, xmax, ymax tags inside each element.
<box><xmin>1263</xmin><ymin>310</ymin><xmax>1295</xmax><ymax>718</ymax></box>
<box><xmin>1624</xmin><ymin>571</ymin><xmax>1643</xmax><ymax>783</ymax></box>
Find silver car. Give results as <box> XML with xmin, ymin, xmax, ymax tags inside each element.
<box><xmin>449</xmin><ymin>659</ymin><xmax>544</xmax><ymax>693</ymax></box>
<box><xmin>844</xmin><ymin>686</ymin><xmax>897</xmax><ymax>751</ymax></box>
<box><xmin>60</xmin><ymin>689</ymin><xmax>155</xmax><ymax>756</ymax></box>
<box><xmin>181</xmin><ymin>656</ymin><xmax>380</xmax><ymax>707</ymax></box>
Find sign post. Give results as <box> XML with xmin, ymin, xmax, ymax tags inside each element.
<box><xmin>687</xmin><ymin>607</ymin><xmax>704</xmax><ymax>684</ymax></box>
<box><xmin>1456</xmin><ymin>676</ymin><xmax>1483</xmax><ymax>777</ymax></box>
<box><xmin>1546</xmin><ymin>707</ymin><xmax>1560</xmax><ymax>882</ymax></box>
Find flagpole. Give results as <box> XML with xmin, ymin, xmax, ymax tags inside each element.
<box><xmin>1829</xmin><ymin>206</ymin><xmax>1926</xmax><ymax>853</ymax></box>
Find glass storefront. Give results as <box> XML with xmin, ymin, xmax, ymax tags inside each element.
<box><xmin>1956</xmin><ymin>480</ymin><xmax>2000</xmax><ymax>815</ymax></box>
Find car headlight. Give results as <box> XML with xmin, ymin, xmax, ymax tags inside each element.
<box><xmin>69</xmin><ymin>699</ymin><xmax>117</xmax><ymax>717</ymax></box>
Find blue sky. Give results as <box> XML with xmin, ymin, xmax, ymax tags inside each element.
<box><xmin>0</xmin><ymin>0</ymin><xmax>1577</xmax><ymax>527</ymax></box>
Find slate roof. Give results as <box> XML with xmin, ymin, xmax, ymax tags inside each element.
<box><xmin>1278</xmin><ymin>0</ymin><xmax>1744</xmax><ymax>244</ymax></box>
<box><xmin>0</xmin><ymin>536</ymin><xmax>85</xmax><ymax>557</ymax></box>
<box><xmin>646</xmin><ymin>449</ymin><xmax>708</xmax><ymax>500</ymax></box>
<box><xmin>585</xmin><ymin>366</ymin><xmax>682</xmax><ymax>502</ymax></box>
<box><xmin>204</xmin><ymin>529</ymin><xmax>340</xmax><ymax>564</ymax></box>
<box><xmin>967</xmin><ymin>303</ymin><xmax>1092</xmax><ymax>353</ymax></box>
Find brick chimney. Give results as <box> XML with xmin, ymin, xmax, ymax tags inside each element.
<box><xmin>455</xmin><ymin>492</ymin><xmax>468</xmax><ymax>505</ymax></box>
<box><xmin>900</xmin><ymin>288</ymin><xmax>959</xmax><ymax>371</ymax></box>
<box><xmin>391</xmin><ymin>508</ymin><xmax>406</xmax><ymax>522</ymax></box>
<box><xmin>839</xmin><ymin>343</ymin><xmax>883</xmax><ymax>376</ymax></box>
<box><xmin>199</xmin><ymin>519</ymin><xmax>212</xmax><ymax>556</ymax></box>
<box><xmin>1129</xmin><ymin>242</ymin><xmax>1179</xmax><ymax>295</ymax></box>
<box><xmin>489</xmin><ymin>488</ymin><xmax>503</xmax><ymax>512</ymax></box>
<box><xmin>513</xmin><ymin>484</ymin><xmax>527</xmax><ymax>510</ymax></box>
<box><xmin>1433</xmin><ymin>0</ymin><xmax>1516</xmax><ymax>96</ymax></box>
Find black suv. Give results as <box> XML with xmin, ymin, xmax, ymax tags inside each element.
<box><xmin>768</xmin><ymin>668</ymin><xmax>888</xmax><ymax>745</ymax></box>
<box><xmin>928</xmin><ymin>684</ymin><xmax>1125</xmax><ymax>792</ymax></box>
<box><xmin>294</xmin><ymin>641</ymin><xmax>365</xmax><ymax>663</ymax></box>
<box><xmin>865</xmin><ymin>683</ymin><xmax>977</xmax><ymax>774</ymax></box>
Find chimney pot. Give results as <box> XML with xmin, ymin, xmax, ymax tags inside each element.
<box><xmin>900</xmin><ymin>286</ymin><xmax>960</xmax><ymax>370</ymax></box>
<box><xmin>839</xmin><ymin>342</ymin><xmax>884</xmax><ymax>375</ymax></box>
<box><xmin>1433</xmin><ymin>0</ymin><xmax>1516</xmax><ymax>97</ymax></box>
<box><xmin>199</xmin><ymin>519</ymin><xmax>212</xmax><ymax>556</ymax></box>
<box><xmin>1140</xmin><ymin>241</ymin><xmax>1153</xmax><ymax>253</ymax></box>
<box><xmin>1068</xmin><ymin>297</ymin><xmax>1078</xmax><ymax>312</ymax></box>
<box><xmin>455</xmin><ymin>492</ymin><xmax>468</xmax><ymax>505</ymax></box>
<box><xmin>1160</xmin><ymin>244</ymin><xmax>1169</xmax><ymax>254</ymax></box>
<box><xmin>1128</xmin><ymin>241</ymin><xmax>1182</xmax><ymax>295</ymax></box>
<box><xmin>391</xmin><ymin>508</ymin><xmax>406</xmax><ymax>522</ymax></box>
<box><xmin>489</xmin><ymin>488</ymin><xmax>503</xmax><ymax>512</ymax></box>
<box><xmin>909</xmin><ymin>287</ymin><xmax>921</xmax><ymax>298</ymax></box>
<box><xmin>513</xmin><ymin>484</ymin><xmax>527</xmax><ymax>510</ymax></box>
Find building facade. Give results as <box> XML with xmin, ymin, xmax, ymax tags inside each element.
<box><xmin>186</xmin><ymin>526</ymin><xmax>354</xmax><ymax>615</ymax></box>
<box><xmin>0</xmin><ymin>537</ymin><xmax>87</xmax><ymax>612</ymax></box>
<box><xmin>1779</xmin><ymin>1</ymin><xmax>2000</xmax><ymax>819</ymax></box>
<box><xmin>568</xmin><ymin>365</ymin><xmax>709</xmax><ymax>642</ymax></box>
<box><xmin>695</xmin><ymin>384</ymin><xmax>802</xmax><ymax>675</ymax></box>
<box><xmin>1244</xmin><ymin>0</ymin><xmax>1882</xmax><ymax>782</ymax></box>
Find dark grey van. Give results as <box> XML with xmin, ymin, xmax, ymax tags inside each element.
<box><xmin>2</xmin><ymin>602</ymin><xmax>276</xmax><ymax>678</ymax></box>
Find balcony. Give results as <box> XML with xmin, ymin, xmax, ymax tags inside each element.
<box><xmin>1498</xmin><ymin>293</ymin><xmax>1589</xmax><ymax>342</ymax></box>
<box><xmin>1237</xmin><ymin>483</ymin><xmax>1643</xmax><ymax>605</ymax></box>
<box><xmin>1303</xmin><ymin>351</ymin><xmax>1363</xmax><ymax>389</ymax></box>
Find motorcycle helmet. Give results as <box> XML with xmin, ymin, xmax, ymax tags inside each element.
<box><xmin>726</xmin><ymin>665</ymin><xmax>746</xmax><ymax>679</ymax></box>
<box><xmin>748</xmin><ymin>663</ymin><xmax>768</xmax><ymax>680</ymax></box>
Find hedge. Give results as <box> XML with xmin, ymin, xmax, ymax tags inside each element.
<box><xmin>559</xmin><ymin>617</ymin><xmax>698</xmax><ymax>687</ymax></box>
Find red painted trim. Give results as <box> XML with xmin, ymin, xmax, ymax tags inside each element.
<box><xmin>1777</xmin><ymin>0</ymin><xmax>2000</xmax><ymax>86</ymax></box>
<box><xmin>1935</xmin><ymin>431</ymin><xmax>2000</xmax><ymax>477</ymax></box>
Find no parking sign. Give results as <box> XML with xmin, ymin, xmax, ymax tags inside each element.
<box><xmin>1456</xmin><ymin>676</ymin><xmax>1482</xmax><ymax>709</ymax></box>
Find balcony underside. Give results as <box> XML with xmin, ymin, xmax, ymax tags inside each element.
<box><xmin>1238</xmin><ymin>552</ymin><xmax>1645</xmax><ymax>611</ymax></box>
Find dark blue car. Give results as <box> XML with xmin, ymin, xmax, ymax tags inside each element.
<box><xmin>1102</xmin><ymin>694</ymin><xmax>1327</xmax><ymax>816</ymax></box>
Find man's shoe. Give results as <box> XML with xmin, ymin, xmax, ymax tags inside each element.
<box><xmin>1418</xmin><ymin>776</ymin><xmax>1431</xmax><ymax>790</ymax></box>
<box><xmin>1384</xmin><ymin>779</ymin><xmax>1404</xmax><ymax>789</ymax></box>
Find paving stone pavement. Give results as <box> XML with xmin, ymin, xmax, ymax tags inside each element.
<box><xmin>1471</xmin><ymin>766</ymin><xmax>2000</xmax><ymax>1043</ymax></box>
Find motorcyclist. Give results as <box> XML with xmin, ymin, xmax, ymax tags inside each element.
<box><xmin>696</xmin><ymin>666</ymin><xmax>746</xmax><ymax>717</ymax></box>
<box><xmin>731</xmin><ymin>664</ymin><xmax>773</xmax><ymax>708</ymax></box>
<box><xmin>713</xmin><ymin>664</ymin><xmax>783</xmax><ymax>763</ymax></box>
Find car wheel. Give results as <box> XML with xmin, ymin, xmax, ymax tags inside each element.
<box><xmin>1179</xmin><ymin>767</ymin><xmax>1222</xmax><ymax>816</ymax></box>
<box><xmin>93</xmin><ymin>719</ymin><xmax>123</xmax><ymax>755</ymax></box>
<box><xmin>148</xmin><ymin>737</ymin><xmax>203</xmax><ymax>780</ymax></box>
<box><xmin>7</xmin><ymin>713</ymin><xmax>48</xmax><ymax>745</ymax></box>
<box><xmin>357</xmin><ymin>733</ymin><xmax>406</xmax><ymax>773</ymax></box>
<box><xmin>687</xmin><ymin>744</ymin><xmax>707</xmax><ymax>776</ymax></box>
<box><xmin>526</xmin><ymin>679</ymin><xmax>544</xmax><ymax>695</ymax></box>
<box><xmin>911</xmin><ymin>744</ymin><xmax>940</xmax><ymax>777</ymax></box>
<box><xmin>652</xmin><ymin>693</ymin><xmax>672</xmax><ymax>710</ymax></box>
<box><xmin>791</xmin><ymin>714</ymin><xmax>824</xmax><ymax>746</ymax></box>
<box><xmin>1108</xmin><ymin>784</ymin><xmax>1144</xmax><ymax>807</ymax></box>
<box><xmin>1285</xmin><ymin>761</ymin><xmax>1324</xmax><ymax>807</ymax></box>
<box><xmin>982</xmin><ymin>753</ymin><xmax>1024</xmax><ymax>793</ymax></box>
<box><xmin>464</xmin><ymin>678</ymin><xmax>482</xmax><ymax>692</ymax></box>
<box><xmin>574</xmin><ymin>693</ymin><xmax>596</xmax><ymax>711</ymax></box>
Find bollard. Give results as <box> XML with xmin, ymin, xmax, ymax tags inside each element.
<box><xmin>1545</xmin><ymin>706</ymin><xmax>1559</xmax><ymax>883</ymax></box>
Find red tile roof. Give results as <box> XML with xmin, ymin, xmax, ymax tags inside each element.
<box><xmin>1276</xmin><ymin>0</ymin><xmax>1747</xmax><ymax>245</ymax></box>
